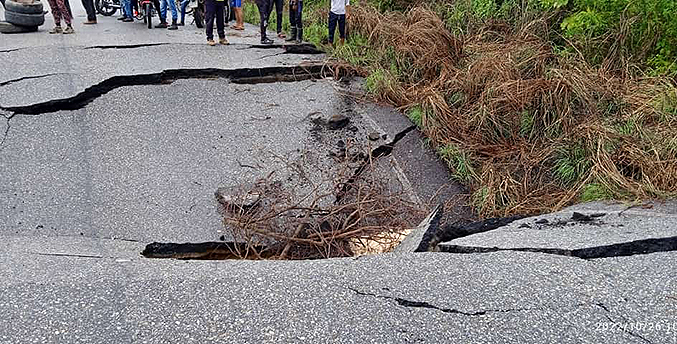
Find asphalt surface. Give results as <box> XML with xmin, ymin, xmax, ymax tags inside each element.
<box><xmin>2</xmin><ymin>2</ymin><xmax>676</xmax><ymax>344</ymax></box>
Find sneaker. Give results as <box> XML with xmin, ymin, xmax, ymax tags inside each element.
<box><xmin>156</xmin><ymin>22</ymin><xmax>168</xmax><ymax>28</ymax></box>
<box><xmin>48</xmin><ymin>26</ymin><xmax>63</xmax><ymax>34</ymax></box>
<box><xmin>122</xmin><ymin>17</ymin><xmax>133</xmax><ymax>22</ymax></box>
<box><xmin>63</xmin><ymin>26</ymin><xmax>75</xmax><ymax>34</ymax></box>
<box><xmin>260</xmin><ymin>37</ymin><xmax>273</xmax><ymax>45</ymax></box>
<box><xmin>207</xmin><ymin>40</ymin><xmax>216</xmax><ymax>46</ymax></box>
<box><xmin>83</xmin><ymin>20</ymin><xmax>97</xmax><ymax>24</ymax></box>
<box><xmin>117</xmin><ymin>16</ymin><xmax>126</xmax><ymax>20</ymax></box>
<box><xmin>219</xmin><ymin>37</ymin><xmax>229</xmax><ymax>45</ymax></box>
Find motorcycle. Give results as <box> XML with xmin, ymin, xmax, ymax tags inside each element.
<box><xmin>96</xmin><ymin>0</ymin><xmax>185</xmax><ymax>20</ymax></box>
<box><xmin>95</xmin><ymin>0</ymin><xmax>120</xmax><ymax>16</ymax></box>
<box><xmin>138</xmin><ymin>0</ymin><xmax>158</xmax><ymax>28</ymax></box>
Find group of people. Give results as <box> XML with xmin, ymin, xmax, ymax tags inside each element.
<box><xmin>205</xmin><ymin>0</ymin><xmax>349</xmax><ymax>46</ymax></box>
<box><xmin>43</xmin><ymin>0</ymin><xmax>351</xmax><ymax>48</ymax></box>
<box><xmin>43</xmin><ymin>0</ymin><xmax>97</xmax><ymax>34</ymax></box>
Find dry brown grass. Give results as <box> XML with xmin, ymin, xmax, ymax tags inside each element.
<box><xmin>339</xmin><ymin>4</ymin><xmax>677</xmax><ymax>217</ymax></box>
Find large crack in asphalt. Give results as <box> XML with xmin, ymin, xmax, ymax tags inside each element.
<box><xmin>141</xmin><ymin>241</ymin><xmax>272</xmax><ymax>259</ymax></box>
<box><xmin>0</xmin><ymin>47</ymin><xmax>26</xmax><ymax>54</ymax></box>
<box><xmin>334</xmin><ymin>125</ymin><xmax>417</xmax><ymax>204</ymax></box>
<box><xmin>82</xmin><ymin>43</ymin><xmax>181</xmax><ymax>50</ymax></box>
<box><xmin>349</xmin><ymin>287</ymin><xmax>565</xmax><ymax>316</ymax></box>
<box><xmin>0</xmin><ymin>73</ymin><xmax>73</xmax><ymax>87</ymax></box>
<box><xmin>439</xmin><ymin>236</ymin><xmax>677</xmax><ymax>260</ymax></box>
<box><xmin>0</xmin><ymin>65</ymin><xmax>326</xmax><ymax>116</ymax></box>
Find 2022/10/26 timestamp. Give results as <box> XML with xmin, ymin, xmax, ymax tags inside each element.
<box><xmin>595</xmin><ymin>321</ymin><xmax>677</xmax><ymax>335</ymax></box>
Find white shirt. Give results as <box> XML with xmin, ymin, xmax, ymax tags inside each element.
<box><xmin>330</xmin><ymin>0</ymin><xmax>350</xmax><ymax>15</ymax></box>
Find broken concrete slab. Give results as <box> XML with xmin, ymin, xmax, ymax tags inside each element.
<box><xmin>0</xmin><ymin>78</ymin><xmax>339</xmax><ymax>242</ymax></box>
<box><xmin>394</xmin><ymin>204</ymin><xmax>443</xmax><ymax>253</ymax></box>
<box><xmin>0</xmin><ymin>234</ymin><xmax>661</xmax><ymax>343</ymax></box>
<box><xmin>438</xmin><ymin>202</ymin><xmax>677</xmax><ymax>259</ymax></box>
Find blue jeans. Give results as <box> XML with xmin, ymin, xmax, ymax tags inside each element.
<box><xmin>159</xmin><ymin>0</ymin><xmax>177</xmax><ymax>21</ymax></box>
<box><xmin>121</xmin><ymin>0</ymin><xmax>132</xmax><ymax>17</ymax></box>
<box><xmin>180</xmin><ymin>0</ymin><xmax>189</xmax><ymax>23</ymax></box>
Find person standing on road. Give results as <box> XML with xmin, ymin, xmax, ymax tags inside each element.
<box><xmin>268</xmin><ymin>0</ymin><xmax>284</xmax><ymax>38</ymax></box>
<box><xmin>81</xmin><ymin>0</ymin><xmax>97</xmax><ymax>24</ymax></box>
<box><xmin>230</xmin><ymin>0</ymin><xmax>244</xmax><ymax>30</ymax></box>
<box><xmin>285</xmin><ymin>0</ymin><xmax>302</xmax><ymax>43</ymax></box>
<box><xmin>328</xmin><ymin>0</ymin><xmax>349</xmax><ymax>46</ymax></box>
<box><xmin>179</xmin><ymin>0</ymin><xmax>189</xmax><ymax>25</ymax></box>
<box><xmin>255</xmin><ymin>0</ymin><xmax>273</xmax><ymax>45</ymax></box>
<box><xmin>204</xmin><ymin>0</ymin><xmax>229</xmax><ymax>46</ymax></box>
<box><xmin>46</xmin><ymin>0</ymin><xmax>75</xmax><ymax>34</ymax></box>
<box><xmin>157</xmin><ymin>0</ymin><xmax>179</xmax><ymax>29</ymax></box>
<box><xmin>119</xmin><ymin>0</ymin><xmax>134</xmax><ymax>21</ymax></box>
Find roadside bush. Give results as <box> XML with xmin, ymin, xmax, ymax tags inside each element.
<box><xmin>241</xmin><ymin>0</ymin><xmax>677</xmax><ymax>217</ymax></box>
<box><xmin>333</xmin><ymin>3</ymin><xmax>677</xmax><ymax>217</ymax></box>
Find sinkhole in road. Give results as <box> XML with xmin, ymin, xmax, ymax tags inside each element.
<box><xmin>141</xmin><ymin>122</ymin><xmax>428</xmax><ymax>261</ymax></box>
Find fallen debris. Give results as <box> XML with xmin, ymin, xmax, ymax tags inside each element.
<box><xmin>216</xmin><ymin>147</ymin><xmax>425</xmax><ymax>260</ymax></box>
<box><xmin>327</xmin><ymin>113</ymin><xmax>350</xmax><ymax>129</ymax></box>
<box><xmin>215</xmin><ymin>186</ymin><xmax>261</xmax><ymax>210</ymax></box>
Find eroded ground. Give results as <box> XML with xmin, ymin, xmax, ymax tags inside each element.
<box><xmin>1</xmin><ymin>2</ymin><xmax>675</xmax><ymax>343</ymax></box>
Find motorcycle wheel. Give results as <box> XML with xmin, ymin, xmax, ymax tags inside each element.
<box><xmin>175</xmin><ymin>0</ymin><xmax>193</xmax><ymax>15</ymax></box>
<box><xmin>194</xmin><ymin>5</ymin><xmax>203</xmax><ymax>28</ymax></box>
<box><xmin>145</xmin><ymin>3</ymin><xmax>152</xmax><ymax>28</ymax></box>
<box><xmin>95</xmin><ymin>0</ymin><xmax>117</xmax><ymax>16</ymax></box>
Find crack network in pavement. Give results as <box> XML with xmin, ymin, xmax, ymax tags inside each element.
<box><xmin>0</xmin><ymin>65</ymin><xmax>325</xmax><ymax>116</ymax></box>
<box><xmin>348</xmin><ymin>287</ymin><xmax>538</xmax><ymax>316</ymax></box>
<box><xmin>439</xmin><ymin>236</ymin><xmax>677</xmax><ymax>260</ymax></box>
<box><xmin>594</xmin><ymin>303</ymin><xmax>653</xmax><ymax>343</ymax></box>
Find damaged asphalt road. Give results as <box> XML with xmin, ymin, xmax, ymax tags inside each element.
<box><xmin>2</xmin><ymin>2</ymin><xmax>676</xmax><ymax>343</ymax></box>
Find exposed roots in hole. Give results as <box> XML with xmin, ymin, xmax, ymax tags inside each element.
<box><xmin>217</xmin><ymin>146</ymin><xmax>426</xmax><ymax>260</ymax></box>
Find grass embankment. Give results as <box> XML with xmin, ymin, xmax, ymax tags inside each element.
<box><xmin>244</xmin><ymin>0</ymin><xmax>677</xmax><ymax>218</ymax></box>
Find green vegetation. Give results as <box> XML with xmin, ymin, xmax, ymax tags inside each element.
<box><xmin>242</xmin><ymin>0</ymin><xmax>677</xmax><ymax>217</ymax></box>
<box><xmin>580</xmin><ymin>183</ymin><xmax>614</xmax><ymax>202</ymax></box>
<box><xmin>437</xmin><ymin>143</ymin><xmax>478</xmax><ymax>183</ymax></box>
<box><xmin>554</xmin><ymin>145</ymin><xmax>592</xmax><ymax>186</ymax></box>
<box><xmin>406</xmin><ymin>105</ymin><xmax>424</xmax><ymax>128</ymax></box>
